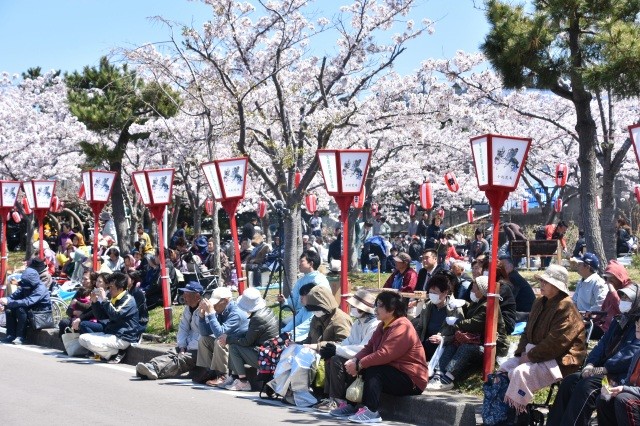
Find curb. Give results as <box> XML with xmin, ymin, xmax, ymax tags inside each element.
<box><xmin>0</xmin><ymin>327</ymin><xmax>481</xmax><ymax>425</ymax></box>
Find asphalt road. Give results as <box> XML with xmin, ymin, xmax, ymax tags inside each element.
<box><xmin>0</xmin><ymin>343</ymin><xmax>409</xmax><ymax>425</ymax></box>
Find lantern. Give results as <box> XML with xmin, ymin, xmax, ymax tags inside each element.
<box><xmin>555</xmin><ymin>163</ymin><xmax>568</xmax><ymax>187</ymax></box>
<box><xmin>596</xmin><ymin>195</ymin><xmax>601</xmax><ymax>210</ymax></box>
<box><xmin>419</xmin><ymin>181</ymin><xmax>433</xmax><ymax>210</ymax></box>
<box><xmin>635</xmin><ymin>186</ymin><xmax>640</xmax><ymax>203</ymax></box>
<box><xmin>294</xmin><ymin>169</ymin><xmax>302</xmax><ymax>189</ymax></box>
<box><xmin>204</xmin><ymin>198</ymin><xmax>214</xmax><ymax>216</ymax></box>
<box><xmin>352</xmin><ymin>186</ymin><xmax>366</xmax><ymax>209</ymax></box>
<box><xmin>467</xmin><ymin>208</ymin><xmax>474</xmax><ymax>223</ymax></box>
<box><xmin>409</xmin><ymin>203</ymin><xmax>417</xmax><ymax>217</ymax></box>
<box><xmin>21</xmin><ymin>197</ymin><xmax>32</xmax><ymax>215</ymax></box>
<box><xmin>444</xmin><ymin>172</ymin><xmax>459</xmax><ymax>192</ymax></box>
<box><xmin>78</xmin><ymin>182</ymin><xmax>85</xmax><ymax>199</ymax></box>
<box><xmin>50</xmin><ymin>195</ymin><xmax>61</xmax><ymax>213</ymax></box>
<box><xmin>521</xmin><ymin>199</ymin><xmax>528</xmax><ymax>214</ymax></box>
<box><xmin>257</xmin><ymin>200</ymin><xmax>267</xmax><ymax>218</ymax></box>
<box><xmin>554</xmin><ymin>198</ymin><xmax>563</xmax><ymax>213</ymax></box>
<box><xmin>305</xmin><ymin>193</ymin><xmax>317</xmax><ymax>214</ymax></box>
<box><xmin>438</xmin><ymin>208</ymin><xmax>445</xmax><ymax>219</ymax></box>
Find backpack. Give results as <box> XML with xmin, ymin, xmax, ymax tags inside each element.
<box><xmin>534</xmin><ymin>227</ymin><xmax>546</xmax><ymax>240</ymax></box>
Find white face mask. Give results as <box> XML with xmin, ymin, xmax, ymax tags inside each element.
<box><xmin>428</xmin><ymin>292</ymin><xmax>442</xmax><ymax>304</ymax></box>
<box><xmin>350</xmin><ymin>308</ymin><xmax>362</xmax><ymax>318</ymax></box>
<box><xmin>313</xmin><ymin>311</ymin><xmax>324</xmax><ymax>318</ymax></box>
<box><xmin>470</xmin><ymin>292</ymin><xmax>481</xmax><ymax>303</ymax></box>
<box><xmin>620</xmin><ymin>300</ymin><xmax>633</xmax><ymax>313</ymax></box>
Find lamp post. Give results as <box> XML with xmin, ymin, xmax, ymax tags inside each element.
<box><xmin>81</xmin><ymin>170</ymin><xmax>117</xmax><ymax>271</ymax></box>
<box><xmin>22</xmin><ymin>180</ymin><xmax>56</xmax><ymax>259</ymax></box>
<box><xmin>317</xmin><ymin>149</ymin><xmax>372</xmax><ymax>312</ymax></box>
<box><xmin>201</xmin><ymin>157</ymin><xmax>249</xmax><ymax>294</ymax></box>
<box><xmin>0</xmin><ymin>181</ymin><xmax>21</xmax><ymax>298</ymax></box>
<box><xmin>470</xmin><ymin>133</ymin><xmax>531</xmax><ymax>380</ymax></box>
<box><xmin>132</xmin><ymin>168</ymin><xmax>175</xmax><ymax>331</ymax></box>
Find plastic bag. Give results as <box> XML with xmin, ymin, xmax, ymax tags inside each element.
<box><xmin>346</xmin><ymin>376</ymin><xmax>364</xmax><ymax>403</ymax></box>
<box><xmin>428</xmin><ymin>339</ymin><xmax>445</xmax><ymax>378</ymax></box>
<box><xmin>61</xmin><ymin>327</ymin><xmax>89</xmax><ymax>357</ymax></box>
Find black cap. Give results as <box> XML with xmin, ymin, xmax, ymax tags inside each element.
<box><xmin>29</xmin><ymin>257</ymin><xmax>47</xmax><ymax>274</ymax></box>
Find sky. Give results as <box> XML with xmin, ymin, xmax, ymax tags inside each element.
<box><xmin>0</xmin><ymin>0</ymin><xmax>489</xmax><ymax>76</ymax></box>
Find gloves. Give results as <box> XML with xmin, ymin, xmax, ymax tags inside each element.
<box><xmin>319</xmin><ymin>342</ymin><xmax>336</xmax><ymax>360</ymax></box>
<box><xmin>592</xmin><ymin>367</ymin><xmax>608</xmax><ymax>376</ymax></box>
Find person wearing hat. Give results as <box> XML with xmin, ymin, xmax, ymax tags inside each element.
<box><xmin>192</xmin><ymin>286</ymin><xmax>249</xmax><ymax>385</ymax></box>
<box><xmin>598</xmin><ymin>260</ymin><xmax>633</xmax><ymax>335</ymax></box>
<box><xmin>99</xmin><ymin>211</ymin><xmax>117</xmax><ymax>245</ymax></box>
<box><xmin>314</xmin><ymin>289</ymin><xmax>380</xmax><ymax>413</ymax></box>
<box><xmin>547</xmin><ymin>282</ymin><xmax>640</xmax><ymax>426</ymax></box>
<box><xmin>383</xmin><ymin>252</ymin><xmax>418</xmax><ymax>292</ymax></box>
<box><xmin>427</xmin><ymin>275</ymin><xmax>509</xmax><ymax>391</ymax></box>
<box><xmin>222</xmin><ymin>287</ymin><xmax>279</xmax><ymax>391</ymax></box>
<box><xmin>494</xmin><ymin>265</ymin><xmax>587</xmax><ymax>420</ymax></box>
<box><xmin>0</xmin><ymin>261</ymin><xmax>52</xmax><ymax>344</ymax></box>
<box><xmin>572</xmin><ymin>252</ymin><xmax>607</xmax><ymax>313</ymax></box>
<box><xmin>136</xmin><ymin>281</ymin><xmax>204</xmax><ymax>380</ymax></box>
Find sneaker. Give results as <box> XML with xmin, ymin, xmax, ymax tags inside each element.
<box><xmin>314</xmin><ymin>398</ymin><xmax>338</xmax><ymax>412</ymax></box>
<box><xmin>225</xmin><ymin>378</ymin><xmax>252</xmax><ymax>391</ymax></box>
<box><xmin>216</xmin><ymin>375</ymin><xmax>235</xmax><ymax>388</ymax></box>
<box><xmin>426</xmin><ymin>374</ymin><xmax>454</xmax><ymax>391</ymax></box>
<box><xmin>347</xmin><ymin>407</ymin><xmax>382</xmax><ymax>424</ymax></box>
<box><xmin>330</xmin><ymin>401</ymin><xmax>358</xmax><ymax>417</ymax></box>
<box><xmin>136</xmin><ymin>362</ymin><xmax>158</xmax><ymax>380</ymax></box>
<box><xmin>108</xmin><ymin>350</ymin><xmax>127</xmax><ymax>364</ymax></box>
<box><xmin>12</xmin><ymin>337</ymin><xmax>24</xmax><ymax>345</ymax></box>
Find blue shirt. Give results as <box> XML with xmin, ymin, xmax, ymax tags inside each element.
<box><xmin>282</xmin><ymin>271</ymin><xmax>330</xmax><ymax>342</ymax></box>
<box><xmin>198</xmin><ymin>300</ymin><xmax>249</xmax><ymax>339</ymax></box>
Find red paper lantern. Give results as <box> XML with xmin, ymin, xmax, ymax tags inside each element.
<box><xmin>596</xmin><ymin>195</ymin><xmax>601</xmax><ymax>210</ymax></box>
<box><xmin>467</xmin><ymin>208</ymin><xmax>474</xmax><ymax>223</ymax></box>
<box><xmin>635</xmin><ymin>186</ymin><xmax>640</xmax><ymax>203</ymax></box>
<box><xmin>554</xmin><ymin>198</ymin><xmax>563</xmax><ymax>213</ymax></box>
<box><xmin>419</xmin><ymin>181</ymin><xmax>433</xmax><ymax>210</ymax></box>
<box><xmin>294</xmin><ymin>169</ymin><xmax>302</xmax><ymax>189</ymax></box>
<box><xmin>444</xmin><ymin>172</ymin><xmax>459</xmax><ymax>192</ymax></box>
<box><xmin>50</xmin><ymin>195</ymin><xmax>61</xmax><ymax>213</ymax></box>
<box><xmin>409</xmin><ymin>203</ymin><xmax>417</xmax><ymax>217</ymax></box>
<box><xmin>11</xmin><ymin>211</ymin><xmax>20</xmax><ymax>223</ymax></box>
<box><xmin>521</xmin><ymin>199</ymin><xmax>528</xmax><ymax>214</ymax></box>
<box><xmin>305</xmin><ymin>193</ymin><xmax>317</xmax><ymax>214</ymax></box>
<box><xmin>78</xmin><ymin>182</ymin><xmax>85</xmax><ymax>199</ymax></box>
<box><xmin>257</xmin><ymin>200</ymin><xmax>267</xmax><ymax>218</ymax></box>
<box><xmin>555</xmin><ymin>163</ymin><xmax>568</xmax><ymax>187</ymax></box>
<box><xmin>204</xmin><ymin>198</ymin><xmax>214</xmax><ymax>216</ymax></box>
<box><xmin>371</xmin><ymin>203</ymin><xmax>379</xmax><ymax>216</ymax></box>
<box><xmin>352</xmin><ymin>187</ymin><xmax>366</xmax><ymax>209</ymax></box>
<box><xmin>438</xmin><ymin>208</ymin><xmax>445</xmax><ymax>219</ymax></box>
<box><xmin>22</xmin><ymin>197</ymin><xmax>32</xmax><ymax>215</ymax></box>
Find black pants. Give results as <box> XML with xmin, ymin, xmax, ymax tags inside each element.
<box><xmin>597</xmin><ymin>391</ymin><xmax>640</xmax><ymax>426</ymax></box>
<box><xmin>362</xmin><ymin>365</ymin><xmax>422</xmax><ymax>412</ymax></box>
<box><xmin>326</xmin><ymin>356</ymin><xmax>354</xmax><ymax>400</ymax></box>
<box><xmin>546</xmin><ymin>372</ymin><xmax>603</xmax><ymax>426</ymax></box>
<box><xmin>5</xmin><ymin>306</ymin><xmax>28</xmax><ymax>339</ymax></box>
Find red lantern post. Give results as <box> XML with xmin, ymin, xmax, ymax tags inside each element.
<box><xmin>81</xmin><ymin>170</ymin><xmax>118</xmax><ymax>271</ymax></box>
<box><xmin>317</xmin><ymin>149</ymin><xmax>372</xmax><ymax>312</ymax></box>
<box><xmin>132</xmin><ymin>169</ymin><xmax>175</xmax><ymax>331</ymax></box>
<box><xmin>23</xmin><ymin>180</ymin><xmax>56</xmax><ymax>260</ymax></box>
<box><xmin>201</xmin><ymin>157</ymin><xmax>249</xmax><ymax>295</ymax></box>
<box><xmin>470</xmin><ymin>134</ymin><xmax>531</xmax><ymax>380</ymax></box>
<box><xmin>0</xmin><ymin>181</ymin><xmax>21</xmax><ymax>298</ymax></box>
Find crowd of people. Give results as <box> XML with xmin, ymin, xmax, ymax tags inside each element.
<box><xmin>4</xmin><ymin>210</ymin><xmax>640</xmax><ymax>425</ymax></box>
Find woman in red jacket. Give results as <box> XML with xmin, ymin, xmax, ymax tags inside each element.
<box><xmin>332</xmin><ymin>291</ymin><xmax>428</xmax><ymax>423</ymax></box>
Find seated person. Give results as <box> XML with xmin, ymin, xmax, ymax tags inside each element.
<box><xmin>411</xmin><ymin>275</ymin><xmax>465</xmax><ymax>361</ymax></box>
<box><xmin>314</xmin><ymin>289</ymin><xmax>380</xmax><ymax>413</ymax></box>
<box><xmin>127</xmin><ymin>270</ymin><xmax>148</xmax><ymax>333</ymax></box>
<box><xmin>384</xmin><ymin>246</ymin><xmax>399</xmax><ymax>274</ymax></box>
<box><xmin>340</xmin><ymin>291</ymin><xmax>428</xmax><ymax>423</ymax></box>
<box><xmin>427</xmin><ymin>275</ymin><xmax>508</xmax><ymax>391</ymax></box>
<box><xmin>102</xmin><ymin>247</ymin><xmax>124</xmax><ymax>273</ymax></box>
<box><xmin>598</xmin><ymin>260</ymin><xmax>631</xmax><ymax>335</ymax></box>
<box><xmin>572</xmin><ymin>252</ymin><xmax>608</xmax><ymax>315</ymax></box>
<box><xmin>450</xmin><ymin>261</ymin><xmax>473</xmax><ymax>301</ymax></box>
<box><xmin>192</xmin><ymin>286</ymin><xmax>249</xmax><ymax>386</ymax></box>
<box><xmin>547</xmin><ymin>283</ymin><xmax>640</xmax><ymax>426</ymax></box>
<box><xmin>222</xmin><ymin>287</ymin><xmax>279</xmax><ymax>391</ymax></box>
<box><xmin>58</xmin><ymin>271</ymin><xmax>96</xmax><ymax>337</ymax></box>
<box><xmin>0</xmin><ymin>261</ymin><xmax>52</xmax><ymax>345</ymax></box>
<box><xmin>474</xmin><ymin>255</ymin><xmax>517</xmax><ymax>334</ymax></box>
<box><xmin>383</xmin><ymin>252</ymin><xmax>418</xmax><ymax>292</ymax></box>
<box><xmin>136</xmin><ymin>282</ymin><xmax>204</xmax><ymax>380</ymax></box>
<box><xmin>415</xmin><ymin>249</ymin><xmax>443</xmax><ymax>292</ymax></box>
<box><xmin>595</xmin><ymin>317</ymin><xmax>640</xmax><ymax>426</ymax></box>
<box><xmin>277</xmin><ymin>250</ymin><xmax>330</xmax><ymax>343</ymax></box>
<box><xmin>244</xmin><ymin>232</ymin><xmax>271</xmax><ymax>288</ymax></box>
<box><xmin>140</xmin><ymin>254</ymin><xmax>178</xmax><ymax>310</ymax></box>
<box><xmin>496</xmin><ymin>265</ymin><xmax>587</xmax><ymax>419</ymax></box>
<box><xmin>78</xmin><ymin>272</ymin><xmax>141</xmax><ymax>363</ymax></box>
<box><xmin>498</xmin><ymin>255</ymin><xmax>535</xmax><ymax>322</ymax></box>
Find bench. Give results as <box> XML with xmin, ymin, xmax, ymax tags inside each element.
<box><xmin>510</xmin><ymin>240</ymin><xmax>562</xmax><ymax>269</ymax></box>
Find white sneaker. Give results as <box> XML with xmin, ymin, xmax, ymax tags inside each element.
<box><xmin>136</xmin><ymin>362</ymin><xmax>158</xmax><ymax>380</ymax></box>
<box><xmin>225</xmin><ymin>378</ymin><xmax>252</xmax><ymax>391</ymax></box>
<box><xmin>426</xmin><ymin>375</ymin><xmax>454</xmax><ymax>391</ymax></box>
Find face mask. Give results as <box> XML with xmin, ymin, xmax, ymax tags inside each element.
<box><xmin>470</xmin><ymin>292</ymin><xmax>480</xmax><ymax>303</ymax></box>
<box><xmin>428</xmin><ymin>293</ymin><xmax>442</xmax><ymax>304</ymax></box>
<box><xmin>350</xmin><ymin>308</ymin><xmax>362</xmax><ymax>318</ymax></box>
<box><xmin>313</xmin><ymin>311</ymin><xmax>324</xmax><ymax>318</ymax></box>
<box><xmin>620</xmin><ymin>301</ymin><xmax>633</xmax><ymax>313</ymax></box>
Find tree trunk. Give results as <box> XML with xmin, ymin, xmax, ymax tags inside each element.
<box><xmin>601</xmin><ymin>168</ymin><xmax>617</xmax><ymax>261</ymax></box>
<box><xmin>111</xmin><ymin>164</ymin><xmax>130</xmax><ymax>253</ymax></box>
<box><xmin>282</xmin><ymin>206</ymin><xmax>301</xmax><ymax>298</ymax></box>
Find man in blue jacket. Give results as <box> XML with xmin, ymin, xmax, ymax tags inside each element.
<box><xmin>78</xmin><ymin>272</ymin><xmax>140</xmax><ymax>363</ymax></box>
<box><xmin>0</xmin><ymin>262</ymin><xmax>51</xmax><ymax>345</ymax></box>
<box><xmin>192</xmin><ymin>286</ymin><xmax>249</xmax><ymax>385</ymax></box>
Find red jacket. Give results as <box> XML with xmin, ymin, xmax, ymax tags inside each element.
<box><xmin>356</xmin><ymin>316</ymin><xmax>428</xmax><ymax>390</ymax></box>
<box><xmin>383</xmin><ymin>268</ymin><xmax>418</xmax><ymax>292</ymax></box>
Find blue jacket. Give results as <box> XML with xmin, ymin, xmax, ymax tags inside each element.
<box><xmin>91</xmin><ymin>291</ymin><xmax>141</xmax><ymax>343</ymax></box>
<box><xmin>6</xmin><ymin>268</ymin><xmax>51</xmax><ymax>311</ymax></box>
<box><xmin>198</xmin><ymin>301</ymin><xmax>248</xmax><ymax>339</ymax></box>
<box><xmin>586</xmin><ymin>316</ymin><xmax>640</xmax><ymax>383</ymax></box>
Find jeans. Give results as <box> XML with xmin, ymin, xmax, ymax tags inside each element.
<box><xmin>5</xmin><ymin>306</ymin><xmax>28</xmax><ymax>339</ymax></box>
<box><xmin>361</xmin><ymin>365</ymin><xmax>423</xmax><ymax>412</ymax></box>
<box><xmin>79</xmin><ymin>320</ymin><xmax>104</xmax><ymax>334</ymax></box>
<box><xmin>439</xmin><ymin>343</ymin><xmax>483</xmax><ymax>378</ymax></box>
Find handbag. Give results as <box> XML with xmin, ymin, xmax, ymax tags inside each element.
<box><xmin>28</xmin><ymin>309</ymin><xmax>54</xmax><ymax>330</ymax></box>
<box><xmin>346</xmin><ymin>375</ymin><xmax>364</xmax><ymax>403</ymax></box>
<box><xmin>312</xmin><ymin>356</ymin><xmax>326</xmax><ymax>388</ymax></box>
<box><xmin>482</xmin><ymin>372</ymin><xmax>510</xmax><ymax>425</ymax></box>
<box><xmin>61</xmin><ymin>327</ymin><xmax>89</xmax><ymax>357</ymax></box>
<box><xmin>454</xmin><ymin>330</ymin><xmax>482</xmax><ymax>346</ymax></box>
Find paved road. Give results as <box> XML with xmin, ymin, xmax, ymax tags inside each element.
<box><xmin>0</xmin><ymin>343</ymin><xmax>410</xmax><ymax>425</ymax></box>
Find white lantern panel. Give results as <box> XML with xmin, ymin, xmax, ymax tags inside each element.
<box><xmin>1</xmin><ymin>182</ymin><xmax>20</xmax><ymax>208</ymax></box>
<box><xmin>201</xmin><ymin>162</ymin><xmax>223</xmax><ymax>200</ymax></box>
<box><xmin>631</xmin><ymin>126</ymin><xmax>640</xmax><ymax>160</ymax></box>
<box><xmin>147</xmin><ymin>170</ymin><xmax>174</xmax><ymax>204</ymax></box>
<box><xmin>218</xmin><ymin>158</ymin><xmax>247</xmax><ymax>198</ymax></box>
<box><xmin>33</xmin><ymin>181</ymin><xmax>54</xmax><ymax>209</ymax></box>
<box><xmin>339</xmin><ymin>151</ymin><xmax>370</xmax><ymax>194</ymax></box>
<box><xmin>318</xmin><ymin>151</ymin><xmax>339</xmax><ymax>194</ymax></box>
<box><xmin>82</xmin><ymin>171</ymin><xmax>92</xmax><ymax>201</ymax></box>
<box><xmin>491</xmin><ymin>137</ymin><xmax>529</xmax><ymax>188</ymax></box>
<box><xmin>91</xmin><ymin>171</ymin><xmax>116</xmax><ymax>202</ymax></box>
<box><xmin>471</xmin><ymin>136</ymin><xmax>489</xmax><ymax>187</ymax></box>
<box><xmin>132</xmin><ymin>172</ymin><xmax>151</xmax><ymax>205</ymax></box>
